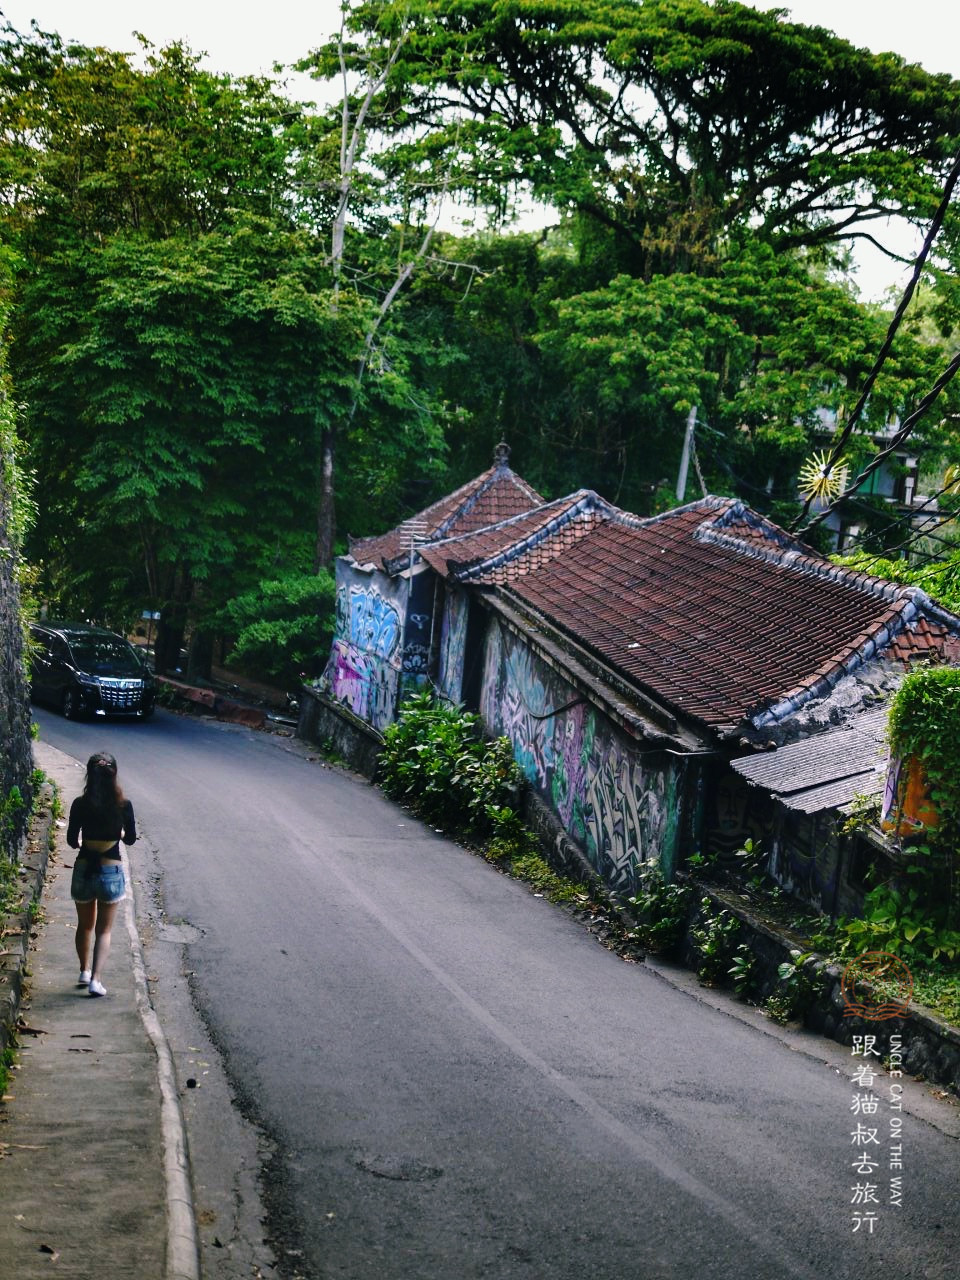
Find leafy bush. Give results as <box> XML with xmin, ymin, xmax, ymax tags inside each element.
<box><xmin>830</xmin><ymin>880</ymin><xmax>960</xmax><ymax>965</ymax></box>
<box><xmin>887</xmin><ymin>665</ymin><xmax>960</xmax><ymax>847</ymax></box>
<box><xmin>690</xmin><ymin>900</ymin><xmax>741</xmax><ymax>985</ymax></box>
<box><xmin>728</xmin><ymin>943</ymin><xmax>758</xmax><ymax>997</ymax></box>
<box><xmin>764</xmin><ymin>949</ymin><xmax>823</xmax><ymax>1024</ymax></box>
<box><xmin>221</xmin><ymin>569</ymin><xmax>335</xmax><ymax>684</ymax></box>
<box><xmin>626</xmin><ymin>862</ymin><xmax>695</xmax><ymax>954</ymax></box>
<box><xmin>379</xmin><ymin>690</ymin><xmax>522</xmax><ymax>841</ymax></box>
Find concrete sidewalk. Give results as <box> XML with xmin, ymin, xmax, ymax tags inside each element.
<box><xmin>0</xmin><ymin>743</ymin><xmax>197</xmax><ymax>1279</ymax></box>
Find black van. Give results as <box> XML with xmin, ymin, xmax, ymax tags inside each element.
<box><xmin>29</xmin><ymin>622</ymin><xmax>156</xmax><ymax>720</ymax></box>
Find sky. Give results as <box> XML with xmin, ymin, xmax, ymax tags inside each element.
<box><xmin>1</xmin><ymin>1</ymin><xmax>958</xmax><ymax>296</ymax></box>
<box><xmin>2</xmin><ymin>0</ymin><xmax>958</xmax><ymax>82</ymax></box>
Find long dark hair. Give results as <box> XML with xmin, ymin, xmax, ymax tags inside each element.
<box><xmin>84</xmin><ymin>752</ymin><xmax>125</xmax><ymax>816</ymax></box>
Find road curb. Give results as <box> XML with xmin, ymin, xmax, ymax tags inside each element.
<box><xmin>124</xmin><ymin>877</ymin><xmax>201</xmax><ymax>1280</ymax></box>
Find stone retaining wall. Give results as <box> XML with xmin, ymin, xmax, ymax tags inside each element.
<box><xmin>0</xmin><ymin>783</ymin><xmax>53</xmax><ymax>1066</ymax></box>
<box><xmin>684</xmin><ymin>882</ymin><xmax>960</xmax><ymax>1094</ymax></box>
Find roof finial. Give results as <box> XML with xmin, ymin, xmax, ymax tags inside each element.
<box><xmin>494</xmin><ymin>440</ymin><xmax>511</xmax><ymax>467</ymax></box>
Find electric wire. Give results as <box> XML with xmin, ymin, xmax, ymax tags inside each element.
<box><xmin>789</xmin><ymin>149</ymin><xmax>960</xmax><ymax>533</ymax></box>
<box><xmin>797</xmin><ymin>348</ymin><xmax>960</xmax><ymax>539</ymax></box>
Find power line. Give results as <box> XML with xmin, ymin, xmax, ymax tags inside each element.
<box><xmin>789</xmin><ymin>150</ymin><xmax>960</xmax><ymax>533</ymax></box>
<box><xmin>797</xmin><ymin>347</ymin><xmax>960</xmax><ymax>538</ymax></box>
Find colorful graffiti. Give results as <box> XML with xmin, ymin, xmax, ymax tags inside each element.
<box><xmin>348</xmin><ymin>585</ymin><xmax>401</xmax><ymax>659</ymax></box>
<box><xmin>326</xmin><ymin>639</ymin><xmax>399</xmax><ymax>731</ymax></box>
<box><xmin>438</xmin><ymin>588</ymin><xmax>469</xmax><ymax>703</ymax></box>
<box><xmin>482</xmin><ymin>623</ymin><xmax>678</xmax><ymax>895</ymax></box>
<box><xmin>323</xmin><ymin>571</ymin><xmax>406</xmax><ymax>731</ymax></box>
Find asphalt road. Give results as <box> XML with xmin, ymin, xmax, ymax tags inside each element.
<box><xmin>34</xmin><ymin>704</ymin><xmax>960</xmax><ymax>1280</ymax></box>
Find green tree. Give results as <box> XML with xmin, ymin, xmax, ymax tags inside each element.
<box><xmin>0</xmin><ymin>244</ymin><xmax>35</xmax><ymax>856</ymax></box>
<box><xmin>312</xmin><ymin>0</ymin><xmax>960</xmax><ymax>271</ymax></box>
<box><xmin>14</xmin><ymin>220</ymin><xmax>355</xmax><ymax>669</ymax></box>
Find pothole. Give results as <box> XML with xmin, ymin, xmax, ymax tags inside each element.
<box><xmin>354</xmin><ymin>1153</ymin><xmax>443</xmax><ymax>1182</ymax></box>
<box><xmin>159</xmin><ymin>920</ymin><xmax>203</xmax><ymax>943</ymax></box>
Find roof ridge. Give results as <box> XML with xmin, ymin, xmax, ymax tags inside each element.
<box><xmin>695</xmin><ymin>523</ymin><xmax>909</xmax><ymax>604</ymax></box>
<box><xmin>425</xmin><ymin>489</ymin><xmax>596</xmax><ymax>553</ymax></box>
<box><xmin>431</xmin><ymin>463</ymin><xmax>543</xmax><ymax>539</ymax></box>
<box><xmin>605</xmin><ymin>494</ymin><xmax>734</xmax><ymax>532</ymax></box>
<box><xmin>450</xmin><ymin>491</ymin><xmax>612</xmax><ymax>582</ymax></box>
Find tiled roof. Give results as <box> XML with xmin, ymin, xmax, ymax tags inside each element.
<box><xmin>437</xmin><ymin>494</ymin><xmax>960</xmax><ymax>736</ymax></box>
<box><xmin>348</xmin><ymin>451</ymin><xmax>544</xmax><ymax>573</ymax></box>
<box><xmin>882</xmin><ymin>616</ymin><xmax>960</xmax><ymax>665</ymax></box>
<box><xmin>417</xmin><ymin>491</ymin><xmax>610</xmax><ymax>580</ymax></box>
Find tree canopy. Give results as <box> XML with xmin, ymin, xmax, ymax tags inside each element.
<box><xmin>3</xmin><ymin>4</ymin><xmax>960</xmax><ymax>684</ymax></box>
<box><xmin>309</xmin><ymin>0</ymin><xmax>960</xmax><ymax>273</ymax></box>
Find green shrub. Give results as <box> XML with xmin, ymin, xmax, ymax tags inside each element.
<box><xmin>690</xmin><ymin>900</ymin><xmax>741</xmax><ymax>985</ymax></box>
<box><xmin>626</xmin><ymin>862</ymin><xmax>695</xmax><ymax>954</ymax></box>
<box><xmin>728</xmin><ymin>943</ymin><xmax>758</xmax><ymax>997</ymax></box>
<box><xmin>888</xmin><ymin>666</ymin><xmax>960</xmax><ymax>848</ymax></box>
<box><xmin>764</xmin><ymin>949</ymin><xmax>823</xmax><ymax>1024</ymax></box>
<box><xmin>379</xmin><ymin>690</ymin><xmax>521</xmax><ymax>841</ymax></box>
<box><xmin>221</xmin><ymin>569</ymin><xmax>335</xmax><ymax>684</ymax></box>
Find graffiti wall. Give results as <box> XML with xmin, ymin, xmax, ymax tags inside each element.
<box><xmin>437</xmin><ymin>586</ymin><xmax>469</xmax><ymax>704</ymax></box>
<box><xmin>480</xmin><ymin>620</ymin><xmax>682</xmax><ymax>896</ymax></box>
<box><xmin>323</xmin><ymin>563</ymin><xmax>405</xmax><ymax>732</ymax></box>
<box><xmin>400</xmin><ymin>570</ymin><xmax>435</xmax><ymax>698</ymax></box>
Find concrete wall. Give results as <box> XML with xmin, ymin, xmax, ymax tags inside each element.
<box><xmin>298</xmin><ymin>685</ymin><xmax>383</xmax><ymax>779</ymax></box>
<box><xmin>479</xmin><ymin>615</ymin><xmax>684</xmax><ymax>897</ymax></box>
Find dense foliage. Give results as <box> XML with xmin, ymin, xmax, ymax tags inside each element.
<box><xmin>888</xmin><ymin>666</ymin><xmax>960</xmax><ymax>846</ymax></box>
<box><xmin>3</xmin><ymin>5</ymin><xmax>960</xmax><ymax>684</ymax></box>
<box><xmin>0</xmin><ymin>246</ymin><xmax>35</xmax><ymax>856</ymax></box>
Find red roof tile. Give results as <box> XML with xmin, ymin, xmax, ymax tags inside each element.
<box><xmin>349</xmin><ymin>452</ymin><xmax>544</xmax><ymax>572</ymax></box>
<box><xmin>441</xmin><ymin>496</ymin><xmax>960</xmax><ymax>735</ymax></box>
<box><xmin>417</xmin><ymin>491</ymin><xmax>609</xmax><ymax>580</ymax></box>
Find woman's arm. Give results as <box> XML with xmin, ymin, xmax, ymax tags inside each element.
<box><xmin>66</xmin><ymin>797</ymin><xmax>82</xmax><ymax>849</ymax></box>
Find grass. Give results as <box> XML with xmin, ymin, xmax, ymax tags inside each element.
<box><xmin>0</xmin><ymin>1044</ymin><xmax>16</xmax><ymax>1098</ymax></box>
<box><xmin>501</xmin><ymin>850</ymin><xmax>585</xmax><ymax>903</ymax></box>
<box><xmin>911</xmin><ymin>969</ymin><xmax>960</xmax><ymax>1026</ymax></box>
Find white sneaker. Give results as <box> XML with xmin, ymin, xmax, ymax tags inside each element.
<box><xmin>78</xmin><ymin>970</ymin><xmax>92</xmax><ymax>986</ymax></box>
<box><xmin>88</xmin><ymin>979</ymin><xmax>107</xmax><ymax>997</ymax></box>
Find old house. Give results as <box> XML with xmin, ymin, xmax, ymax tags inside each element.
<box><xmin>302</xmin><ymin>450</ymin><xmax>960</xmax><ymax>904</ymax></box>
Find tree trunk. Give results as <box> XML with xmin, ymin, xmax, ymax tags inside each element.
<box><xmin>313</xmin><ymin>427</ymin><xmax>336</xmax><ymax>571</ymax></box>
<box><xmin>186</xmin><ymin>628</ymin><xmax>214</xmax><ymax>683</ymax></box>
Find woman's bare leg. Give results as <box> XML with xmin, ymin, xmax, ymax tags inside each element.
<box><xmin>75</xmin><ymin>900</ymin><xmax>96</xmax><ymax>974</ymax></box>
<box><xmin>90</xmin><ymin>899</ymin><xmax>121</xmax><ymax>986</ymax></box>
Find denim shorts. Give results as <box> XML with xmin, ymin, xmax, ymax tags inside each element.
<box><xmin>71</xmin><ymin>859</ymin><xmax>126</xmax><ymax>904</ymax></box>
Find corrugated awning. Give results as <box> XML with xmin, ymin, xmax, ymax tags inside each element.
<box><xmin>731</xmin><ymin>706</ymin><xmax>889</xmax><ymax>814</ymax></box>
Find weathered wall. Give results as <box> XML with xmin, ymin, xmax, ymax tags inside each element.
<box><xmin>297</xmin><ymin>685</ymin><xmax>383</xmax><ymax>778</ymax></box>
<box><xmin>480</xmin><ymin>616</ymin><xmax>684</xmax><ymax>896</ymax></box>
<box><xmin>707</xmin><ymin>774</ymin><xmax>873</xmax><ymax>919</ymax></box>
<box><xmin>398</xmin><ymin>569</ymin><xmax>435</xmax><ymax>699</ymax></box>
<box><xmin>437</xmin><ymin>585</ymin><xmax>469</xmax><ymax>704</ymax></box>
<box><xmin>323</xmin><ymin>562</ymin><xmax>406</xmax><ymax>732</ymax></box>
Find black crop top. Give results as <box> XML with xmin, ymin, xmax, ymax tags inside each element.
<box><xmin>67</xmin><ymin>795</ymin><xmax>137</xmax><ymax>860</ymax></box>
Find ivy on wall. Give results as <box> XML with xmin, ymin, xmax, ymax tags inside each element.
<box><xmin>888</xmin><ymin>666</ymin><xmax>960</xmax><ymax>846</ymax></box>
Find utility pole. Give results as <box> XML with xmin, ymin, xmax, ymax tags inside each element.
<box><xmin>676</xmin><ymin>405</ymin><xmax>697</xmax><ymax>502</ymax></box>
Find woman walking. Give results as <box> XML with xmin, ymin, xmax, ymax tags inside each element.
<box><xmin>66</xmin><ymin>752</ymin><xmax>136</xmax><ymax>997</ymax></box>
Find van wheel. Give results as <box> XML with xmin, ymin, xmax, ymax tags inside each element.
<box><xmin>62</xmin><ymin>688</ymin><xmax>78</xmax><ymax>720</ymax></box>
